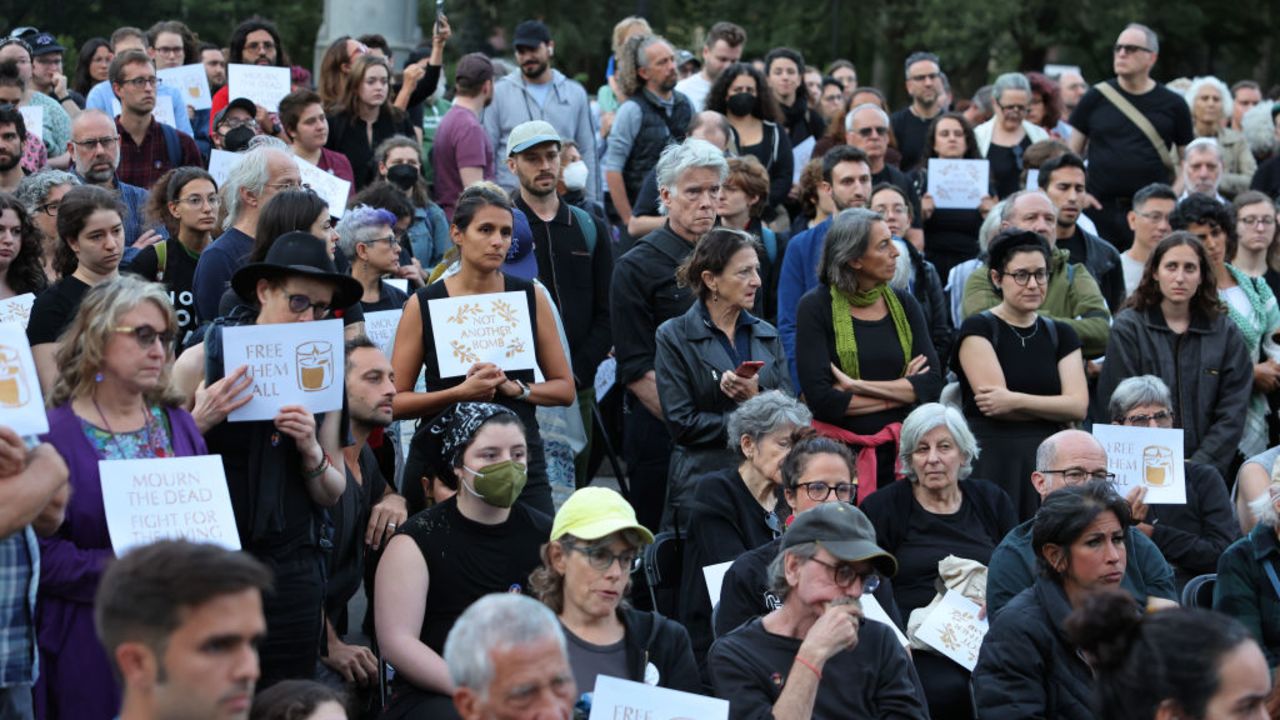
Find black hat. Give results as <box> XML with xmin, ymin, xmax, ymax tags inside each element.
<box><xmin>28</xmin><ymin>32</ymin><xmax>63</xmax><ymax>57</ymax></box>
<box><xmin>215</xmin><ymin>97</ymin><xmax>258</xmax><ymax>129</ymax></box>
<box><xmin>231</xmin><ymin>231</ymin><xmax>364</xmax><ymax>310</ymax></box>
<box><xmin>781</xmin><ymin>502</ymin><xmax>897</xmax><ymax>577</ymax></box>
<box><xmin>513</xmin><ymin>20</ymin><xmax>552</xmax><ymax>49</ymax></box>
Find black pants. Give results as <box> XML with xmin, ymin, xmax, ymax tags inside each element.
<box><xmin>1086</xmin><ymin>196</ymin><xmax>1134</xmax><ymax>252</ymax></box>
<box><xmin>623</xmin><ymin>394</ymin><xmax>673</xmax><ymax>532</ymax></box>
<box><xmin>256</xmin><ymin>550</ymin><xmax>326</xmax><ymax>690</ymax></box>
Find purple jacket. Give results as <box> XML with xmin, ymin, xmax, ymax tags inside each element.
<box><xmin>34</xmin><ymin>403</ymin><xmax>206</xmax><ymax>720</ymax></box>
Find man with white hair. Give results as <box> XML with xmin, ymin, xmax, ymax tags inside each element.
<box><xmin>845</xmin><ymin>103</ymin><xmax>919</xmax><ymax>237</ymax></box>
<box><xmin>191</xmin><ymin>146</ymin><xmax>302</xmax><ymax>320</ymax></box>
<box><xmin>445</xmin><ymin>594</ymin><xmax>576</xmax><ymax>720</ymax></box>
<box><xmin>1180</xmin><ymin>137</ymin><xmax>1226</xmax><ymax>202</ymax></box>
<box><xmin>610</xmin><ymin>137</ymin><xmax>727</xmax><ymax>531</ymax></box>
<box><xmin>1058</xmin><ymin>70</ymin><xmax>1088</xmax><ymax>114</ymax></box>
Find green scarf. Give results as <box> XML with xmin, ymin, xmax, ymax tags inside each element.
<box><xmin>831</xmin><ymin>284</ymin><xmax>913</xmax><ymax>379</ymax></box>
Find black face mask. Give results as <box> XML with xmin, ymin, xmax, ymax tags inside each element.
<box><xmin>222</xmin><ymin>126</ymin><xmax>256</xmax><ymax>152</ymax></box>
<box><xmin>727</xmin><ymin>91</ymin><xmax>757</xmax><ymax>117</ymax></box>
<box><xmin>386</xmin><ymin>163</ymin><xmax>420</xmax><ymax>191</ymax></box>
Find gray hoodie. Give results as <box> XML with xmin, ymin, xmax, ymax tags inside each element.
<box><xmin>482</xmin><ymin>68</ymin><xmax>600</xmax><ymax>202</ymax></box>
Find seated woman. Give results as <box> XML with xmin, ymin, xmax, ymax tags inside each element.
<box><xmin>953</xmin><ymin>229</ymin><xmax>1088</xmax><ymax>520</ymax></box>
<box><xmin>795</xmin><ymin>208</ymin><xmax>942</xmax><ymax>495</ymax></box>
<box><xmin>36</xmin><ymin>276</ymin><xmax>209</xmax><ymax>718</ymax></box>
<box><xmin>1067</xmin><ymin>591</ymin><xmax>1272</xmax><ymax>720</ymax></box>
<box><xmin>1106</xmin><ymin>375</ymin><xmax>1238</xmax><ymax>589</ymax></box>
<box><xmin>655</xmin><ymin>227</ymin><xmax>791</xmax><ymax>527</ymax></box>
<box><xmin>1215</xmin><ymin>481</ymin><xmax>1280</xmax><ymax>671</ymax></box>
<box><xmin>529</xmin><ymin>486</ymin><xmax>699</xmax><ymax>710</ymax></box>
<box><xmin>973</xmin><ymin>480</ymin><xmax>1132</xmax><ymax>720</ymax></box>
<box><xmin>861</xmin><ymin>402</ymin><xmax>1017</xmax><ymax>720</ymax></box>
<box><xmin>375</xmin><ymin>403</ymin><xmax>551</xmax><ymax>720</ymax></box>
<box><xmin>678</xmin><ymin>391</ymin><xmax>811</xmax><ymax>663</ymax></box>
<box><xmin>1098</xmin><ymin>231</ymin><xmax>1253</xmax><ymax>479</ymax></box>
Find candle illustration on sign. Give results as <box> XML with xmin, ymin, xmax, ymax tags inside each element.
<box><xmin>0</xmin><ymin>345</ymin><xmax>29</xmax><ymax>407</ymax></box>
<box><xmin>1142</xmin><ymin>445</ymin><xmax>1173</xmax><ymax>487</ymax></box>
<box><xmin>295</xmin><ymin>341</ymin><xmax>334</xmax><ymax>392</ymax></box>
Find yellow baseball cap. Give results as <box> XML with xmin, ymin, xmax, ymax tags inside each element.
<box><xmin>550</xmin><ymin>487</ymin><xmax>655</xmax><ymax>545</ymax></box>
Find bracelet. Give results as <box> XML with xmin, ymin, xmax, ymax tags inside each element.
<box><xmin>56</xmin><ymin>96</ymin><xmax>70</xmax><ymax>103</ymax></box>
<box><xmin>514</xmin><ymin>378</ymin><xmax>532</xmax><ymax>400</ymax></box>
<box><xmin>794</xmin><ymin>655</ymin><xmax>822</xmax><ymax>680</ymax></box>
<box><xmin>303</xmin><ymin>452</ymin><xmax>331</xmax><ymax>480</ymax></box>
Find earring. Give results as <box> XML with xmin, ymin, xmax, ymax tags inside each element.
<box><xmin>94</xmin><ymin>372</ymin><xmax>104</xmax><ymax>383</ymax></box>
<box><xmin>712</xmin><ymin>288</ymin><xmax>719</xmax><ymax>303</ymax></box>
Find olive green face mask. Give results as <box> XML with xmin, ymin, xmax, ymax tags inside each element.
<box><xmin>461</xmin><ymin>460</ymin><xmax>528</xmax><ymax>508</ymax></box>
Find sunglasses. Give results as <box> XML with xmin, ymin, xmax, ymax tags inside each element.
<box><xmin>114</xmin><ymin>324</ymin><xmax>175</xmax><ymax>348</ymax></box>
<box><xmin>286</xmin><ymin>293</ymin><xmax>332</xmax><ymax>318</ymax></box>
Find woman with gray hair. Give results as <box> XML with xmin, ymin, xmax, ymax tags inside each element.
<box><xmin>676</xmin><ymin>390</ymin><xmax>811</xmax><ymax>662</ymax></box>
<box><xmin>795</xmin><ymin>207</ymin><xmax>942</xmax><ymax>494</ymax></box>
<box><xmin>14</xmin><ymin>169</ymin><xmax>79</xmax><ymax>281</ymax></box>
<box><xmin>974</xmin><ymin>73</ymin><xmax>1050</xmax><ymax>198</ymax></box>
<box><xmin>861</xmin><ymin>402</ymin><xmax>1016</xmax><ymax>720</ymax></box>
<box><xmin>1107</xmin><ymin>374</ymin><xmax>1237</xmax><ymax>589</ymax></box>
<box><xmin>1214</xmin><ymin>482</ymin><xmax>1280</xmax><ymax>669</ymax></box>
<box><xmin>334</xmin><ymin>204</ymin><xmax>409</xmax><ymax>312</ymax></box>
<box><xmin>1185</xmin><ymin>76</ymin><xmax>1256</xmax><ymax>196</ymax></box>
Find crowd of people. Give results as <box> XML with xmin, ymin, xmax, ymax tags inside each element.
<box><xmin>5</xmin><ymin>10</ymin><xmax>1280</xmax><ymax>720</ymax></box>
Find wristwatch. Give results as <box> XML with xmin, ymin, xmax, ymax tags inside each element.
<box><xmin>513</xmin><ymin>379</ymin><xmax>531</xmax><ymax>400</ymax></box>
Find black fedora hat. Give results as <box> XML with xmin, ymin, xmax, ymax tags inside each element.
<box><xmin>231</xmin><ymin>231</ymin><xmax>364</xmax><ymax>310</ymax></box>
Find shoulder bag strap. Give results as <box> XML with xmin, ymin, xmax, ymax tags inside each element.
<box><xmin>1094</xmin><ymin>82</ymin><xmax>1177</xmax><ymax>176</ymax></box>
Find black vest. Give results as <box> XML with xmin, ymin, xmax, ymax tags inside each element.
<box><xmin>621</xmin><ymin>89</ymin><xmax>692</xmax><ymax>203</ymax></box>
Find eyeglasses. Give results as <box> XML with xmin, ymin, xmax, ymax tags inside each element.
<box><xmin>1137</xmin><ymin>210</ymin><xmax>1170</xmax><ymax>223</ymax></box>
<box><xmin>72</xmin><ymin>136</ymin><xmax>119</xmax><ymax>150</ymax></box>
<box><xmin>996</xmin><ymin>100</ymin><xmax>1028</xmax><ymax>115</ymax></box>
<box><xmin>35</xmin><ymin>201</ymin><xmax>58</xmax><ymax>216</ymax></box>
<box><xmin>265</xmin><ymin>180</ymin><xmax>310</xmax><ymax>192</ymax></box>
<box><xmin>177</xmin><ymin>194</ymin><xmax>221</xmax><ymax>209</ymax></box>
<box><xmin>1240</xmin><ymin>215</ymin><xmax>1277</xmax><ymax>227</ymax></box>
<box><xmin>1040</xmin><ymin>468</ymin><xmax>1118</xmax><ymax>483</ymax></box>
<box><xmin>286</xmin><ymin>293</ymin><xmax>331</xmax><ymax>318</ymax></box>
<box><xmin>245</xmin><ymin>40</ymin><xmax>276</xmax><ymax>53</ymax></box>
<box><xmin>908</xmin><ymin>72</ymin><xmax>940</xmax><ymax>83</ymax></box>
<box><xmin>154</xmin><ymin>46</ymin><xmax>185</xmax><ymax>56</ymax></box>
<box><xmin>1121</xmin><ymin>410</ymin><xmax>1174</xmax><ymax>427</ymax></box>
<box><xmin>120</xmin><ymin>76</ymin><xmax>159</xmax><ymax>89</ymax></box>
<box><xmin>856</xmin><ymin>126</ymin><xmax>889</xmax><ymax>138</ymax></box>
<box><xmin>563</xmin><ymin>541</ymin><xmax>639</xmax><ymax>573</ymax></box>
<box><xmin>113</xmin><ymin>324</ymin><xmax>175</xmax><ymax>348</ymax></box>
<box><xmin>1113</xmin><ymin>44</ymin><xmax>1152</xmax><ymax>55</ymax></box>
<box><xmin>794</xmin><ymin>480</ymin><xmax>857</xmax><ymax>502</ymax></box>
<box><xmin>807</xmin><ymin>556</ymin><xmax>881</xmax><ymax>592</ymax></box>
<box><xmin>363</xmin><ymin>234</ymin><xmax>398</xmax><ymax>248</ymax></box>
<box><xmin>1001</xmin><ymin>268</ymin><xmax>1048</xmax><ymax>286</ymax></box>
<box><xmin>33</xmin><ymin>55</ymin><xmax>61</xmax><ymax>66</ymax></box>
<box><xmin>220</xmin><ymin>117</ymin><xmax>258</xmax><ymax>131</ymax></box>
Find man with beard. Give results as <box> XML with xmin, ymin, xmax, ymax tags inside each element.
<box><xmin>890</xmin><ymin>52</ymin><xmax>945</xmax><ymax>171</ymax></box>
<box><xmin>207</xmin><ymin>18</ymin><xmax>290</xmax><ymax>139</ymax></box>
<box><xmin>200</xmin><ymin>42</ymin><xmax>227</xmax><ymax>95</ymax></box>
<box><xmin>67</xmin><ymin>109</ymin><xmax>154</xmax><ymax>254</ymax></box>
<box><xmin>431</xmin><ymin>53</ymin><xmax>495</xmax><ymax>220</ymax></box>
<box><xmin>507</xmin><ymin>120</ymin><xmax>612</xmax><ymax>485</ymax></box>
<box><xmin>484</xmin><ymin>20</ymin><xmax>600</xmax><ymax>205</ymax></box>
<box><xmin>0</xmin><ymin>107</ymin><xmax>26</xmax><ymax>193</ymax></box>
<box><xmin>603</xmin><ymin>35</ymin><xmax>692</xmax><ymax>232</ymax></box>
<box><xmin>1038</xmin><ymin>152</ymin><xmax>1125</xmax><ymax>312</ymax></box>
<box><xmin>109</xmin><ymin>50</ymin><xmax>201</xmax><ymax>189</ymax></box>
<box><xmin>676</xmin><ymin>22</ymin><xmax>746</xmax><ymax>112</ymax></box>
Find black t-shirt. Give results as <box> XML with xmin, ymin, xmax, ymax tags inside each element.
<box><xmin>953</xmin><ymin>313</ymin><xmax>1081</xmax><ymax>418</ymax></box>
<box><xmin>26</xmin><ymin>275</ymin><xmax>90</xmax><ymax>345</ymax></box>
<box><xmin>708</xmin><ymin>617</ymin><xmax>929</xmax><ymax>719</ymax></box>
<box><xmin>398</xmin><ymin>495</ymin><xmax>550</xmax><ymax>654</ymax></box>
<box><xmin>1068</xmin><ymin>80</ymin><xmax>1194</xmax><ymax>198</ymax></box>
<box><xmin>125</xmin><ymin>238</ymin><xmax>201</xmax><ymax>345</ymax></box>
<box><xmin>987</xmin><ymin>136</ymin><xmax>1031</xmax><ymax>199</ymax></box>
<box><xmin>361</xmin><ymin>281</ymin><xmax>410</xmax><ymax>313</ymax></box>
<box><xmin>325</xmin><ymin>445</ymin><xmax>386</xmax><ymax>624</ymax></box>
<box><xmin>889</xmin><ymin>497</ymin><xmax>1002</xmax><ymax>617</ymax></box>
<box><xmin>890</xmin><ymin>108</ymin><xmax>938</xmax><ymax>172</ymax></box>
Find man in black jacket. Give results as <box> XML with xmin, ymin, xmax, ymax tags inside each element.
<box><xmin>1039</xmin><ymin>152</ymin><xmax>1125</xmax><ymax>312</ymax></box>
<box><xmin>507</xmin><ymin>120</ymin><xmax>613</xmax><ymax>486</ymax></box>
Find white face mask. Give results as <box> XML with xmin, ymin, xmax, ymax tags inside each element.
<box><xmin>562</xmin><ymin>160</ymin><xmax>589</xmax><ymax>191</ymax></box>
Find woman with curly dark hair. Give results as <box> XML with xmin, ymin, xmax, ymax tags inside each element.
<box><xmin>0</xmin><ymin>192</ymin><xmax>47</xmax><ymax>298</ymax></box>
<box><xmin>707</xmin><ymin>63</ymin><xmax>793</xmax><ymax>213</ymax></box>
<box><xmin>1098</xmin><ymin>231</ymin><xmax>1253</xmax><ymax>477</ymax></box>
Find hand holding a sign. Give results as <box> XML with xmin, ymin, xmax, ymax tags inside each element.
<box><xmin>0</xmin><ymin>426</ymin><xmax>24</xmax><ymax>478</ymax></box>
<box><xmin>274</xmin><ymin>405</ymin><xmax>324</xmax><ymax>465</ymax></box>
<box><xmin>1125</xmin><ymin>486</ymin><xmax>1154</xmax><ymax>535</ymax></box>
<box><xmin>190</xmin><ymin>365</ymin><xmax>255</xmax><ymax>433</ymax></box>
<box><xmin>459</xmin><ymin>362</ymin><xmax>506</xmax><ymax>402</ymax></box>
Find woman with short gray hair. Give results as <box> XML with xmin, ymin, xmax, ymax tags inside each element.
<box><xmin>14</xmin><ymin>169</ymin><xmax>79</xmax><ymax>280</ymax></box>
<box><xmin>795</xmin><ymin>207</ymin><xmax>943</xmax><ymax>494</ymax></box>
<box><xmin>676</xmin><ymin>389</ymin><xmax>810</xmax><ymax>662</ymax></box>
<box><xmin>861</xmin><ymin>401</ymin><xmax>1017</xmax><ymax>720</ymax></box>
<box><xmin>975</xmin><ymin>72</ymin><xmax>1050</xmax><ymax>197</ymax></box>
<box><xmin>334</xmin><ymin>204</ymin><xmax>409</xmax><ymax>313</ymax></box>
<box><xmin>1184</xmin><ymin>76</ymin><xmax>1256</xmax><ymax>196</ymax></box>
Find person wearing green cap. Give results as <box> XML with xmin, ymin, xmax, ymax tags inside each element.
<box><xmin>707</xmin><ymin>502</ymin><xmax>928</xmax><ymax>719</ymax></box>
<box><xmin>528</xmin><ymin>487</ymin><xmax>699</xmax><ymax>711</ymax></box>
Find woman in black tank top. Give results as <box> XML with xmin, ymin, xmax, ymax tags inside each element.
<box><xmin>389</xmin><ymin>183</ymin><xmax>575</xmax><ymax>516</ymax></box>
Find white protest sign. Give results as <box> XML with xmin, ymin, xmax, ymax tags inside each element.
<box><xmin>0</xmin><ymin>293</ymin><xmax>35</xmax><ymax>328</ymax></box>
<box><xmin>384</xmin><ymin>278</ymin><xmax>409</xmax><ymax>294</ymax></box>
<box><xmin>1025</xmin><ymin>169</ymin><xmax>1040</xmax><ymax>191</ymax></box>
<box><xmin>594</xmin><ymin>356</ymin><xmax>616</xmax><ymax>400</ymax></box>
<box><xmin>227</xmin><ymin>64</ymin><xmax>290</xmax><ymax>112</ymax></box>
<box><xmin>151</xmin><ymin>98</ymin><xmax>177</xmax><ymax>128</ymax></box>
<box><xmin>222</xmin><ymin>319</ymin><xmax>345</xmax><ymax>422</ymax></box>
<box><xmin>1044</xmin><ymin>64</ymin><xmax>1083</xmax><ymax>79</ymax></box>
<box><xmin>1092</xmin><ymin>423</ymin><xmax>1187</xmax><ymax>504</ymax></box>
<box><xmin>99</xmin><ymin>454</ymin><xmax>240</xmax><ymax>554</ymax></box>
<box><xmin>427</xmin><ymin>291</ymin><xmax>537</xmax><ymax>377</ymax></box>
<box><xmin>862</xmin><ymin>594</ymin><xmax>910</xmax><ymax>647</ymax></box>
<box><xmin>363</xmin><ymin>309</ymin><xmax>403</xmax><ymax>358</ymax></box>
<box><xmin>914</xmin><ymin>589</ymin><xmax>989</xmax><ymax>671</ymax></box>
<box><xmin>158</xmin><ymin>63</ymin><xmax>212</xmax><ymax>111</ymax></box>
<box><xmin>295</xmin><ymin>158</ymin><xmax>351</xmax><ymax>218</ymax></box>
<box><xmin>702</xmin><ymin>560</ymin><xmax>732</xmax><ymax>606</ymax></box>
<box><xmin>791</xmin><ymin>136</ymin><xmax>816</xmax><ymax>183</ymax></box>
<box><xmin>589</xmin><ymin>675</ymin><xmax>728</xmax><ymax>720</ymax></box>
<box><xmin>0</xmin><ymin>323</ymin><xmax>47</xmax><ymax>436</ymax></box>
<box><xmin>207</xmin><ymin>149</ymin><xmax>242</xmax><ymax>188</ymax></box>
<box><xmin>927</xmin><ymin>159</ymin><xmax>990</xmax><ymax>210</ymax></box>
<box><xmin>18</xmin><ymin>106</ymin><xmax>41</xmax><ymax>139</ymax></box>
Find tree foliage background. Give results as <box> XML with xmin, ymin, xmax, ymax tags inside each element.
<box><xmin>2</xmin><ymin>0</ymin><xmax>1275</xmax><ymax>105</ymax></box>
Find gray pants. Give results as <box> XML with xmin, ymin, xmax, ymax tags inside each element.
<box><xmin>0</xmin><ymin>684</ymin><xmax>32</xmax><ymax>720</ymax></box>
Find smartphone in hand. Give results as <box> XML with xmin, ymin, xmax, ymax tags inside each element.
<box><xmin>734</xmin><ymin>360</ymin><xmax>765</xmax><ymax>378</ymax></box>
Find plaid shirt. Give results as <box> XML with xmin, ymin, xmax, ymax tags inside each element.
<box><xmin>115</xmin><ymin>117</ymin><xmax>202</xmax><ymax>190</ymax></box>
<box><xmin>0</xmin><ymin>527</ymin><xmax>38</xmax><ymax>686</ymax></box>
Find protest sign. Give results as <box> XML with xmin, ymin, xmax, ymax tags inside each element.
<box><xmin>227</xmin><ymin>64</ymin><xmax>290</xmax><ymax>112</ymax></box>
<box><xmin>152</xmin><ymin>98</ymin><xmax>177</xmax><ymax>128</ymax></box>
<box><xmin>0</xmin><ymin>293</ymin><xmax>35</xmax><ymax>328</ymax></box>
<box><xmin>17</xmin><ymin>106</ymin><xmax>41</xmax><ymax>140</ymax></box>
<box><xmin>295</xmin><ymin>158</ymin><xmax>352</xmax><ymax>218</ymax></box>
<box><xmin>863</xmin><ymin>594</ymin><xmax>910</xmax><ymax>647</ymax></box>
<box><xmin>99</xmin><ymin>455</ymin><xmax>240</xmax><ymax>554</ymax></box>
<box><xmin>702</xmin><ymin>560</ymin><xmax>732</xmax><ymax>606</ymax></box>
<box><xmin>222</xmin><ymin>319</ymin><xmax>345</xmax><ymax>421</ymax></box>
<box><xmin>594</xmin><ymin>356</ymin><xmax>616</xmax><ymax>401</ymax></box>
<box><xmin>589</xmin><ymin>675</ymin><xmax>729</xmax><ymax>720</ymax></box>
<box><xmin>927</xmin><ymin>159</ymin><xmax>990</xmax><ymax>209</ymax></box>
<box><xmin>1093</xmin><ymin>423</ymin><xmax>1187</xmax><ymax>504</ymax></box>
<box><xmin>792</xmin><ymin>136</ymin><xmax>816</xmax><ymax>183</ymax></box>
<box><xmin>207</xmin><ymin>149</ymin><xmax>241</xmax><ymax>187</ymax></box>
<box><xmin>426</xmin><ymin>292</ymin><xmax>537</xmax><ymax>377</ymax></box>
<box><xmin>363</xmin><ymin>309</ymin><xmax>403</xmax><ymax>358</ymax></box>
<box><xmin>158</xmin><ymin>63</ymin><xmax>212</xmax><ymax>110</ymax></box>
<box><xmin>384</xmin><ymin>278</ymin><xmax>410</xmax><ymax>293</ymax></box>
<box><xmin>914</xmin><ymin>589</ymin><xmax>989</xmax><ymax>671</ymax></box>
<box><xmin>0</xmin><ymin>323</ymin><xmax>47</xmax><ymax>436</ymax></box>
<box><xmin>1025</xmin><ymin>169</ymin><xmax>1040</xmax><ymax>191</ymax></box>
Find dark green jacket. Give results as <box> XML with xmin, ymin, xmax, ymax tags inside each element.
<box><xmin>1215</xmin><ymin>525</ymin><xmax>1280</xmax><ymax>667</ymax></box>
